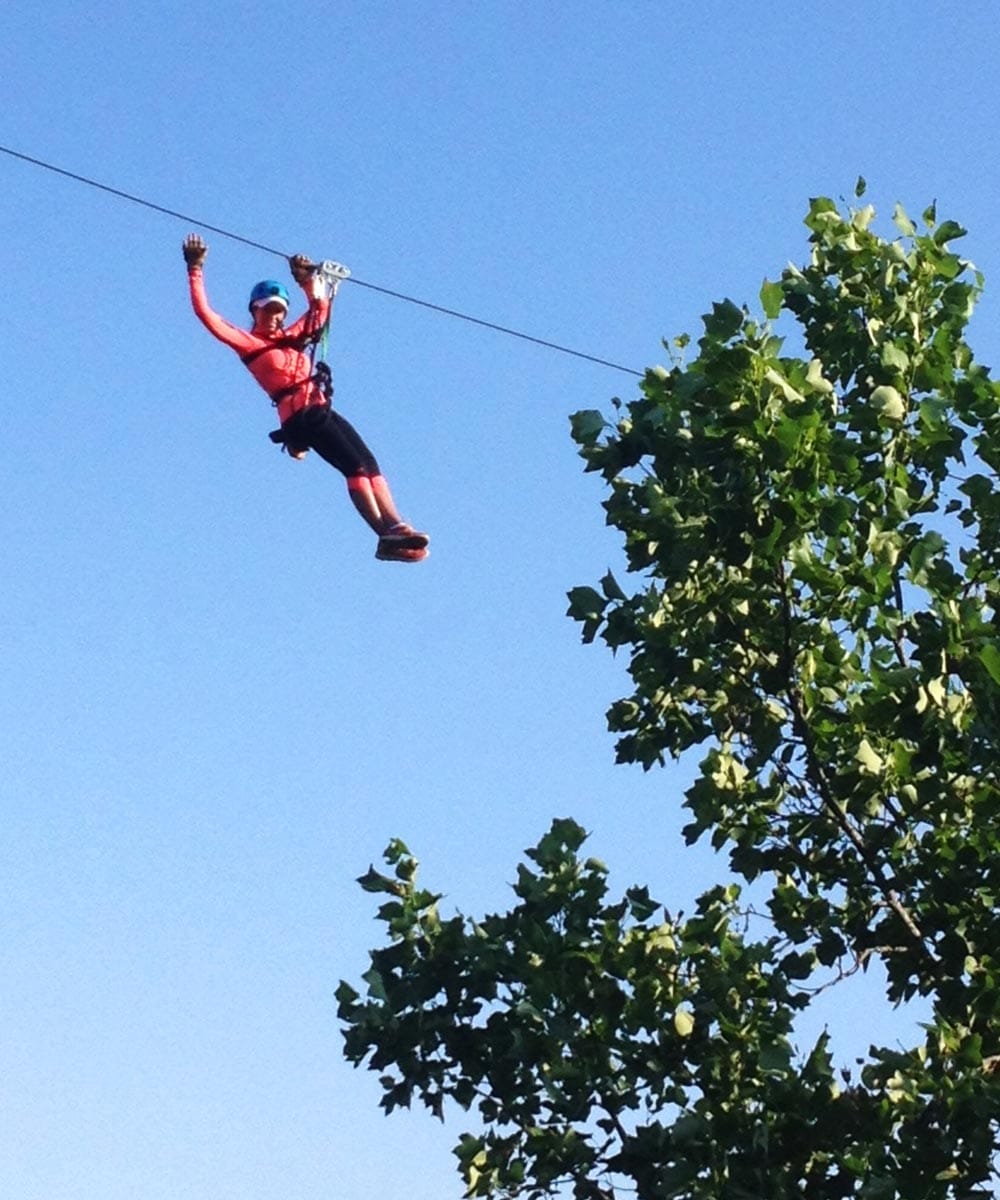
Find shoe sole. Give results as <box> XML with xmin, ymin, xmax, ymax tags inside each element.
<box><xmin>379</xmin><ymin>534</ymin><xmax>429</xmax><ymax>552</ymax></box>
<box><xmin>376</xmin><ymin>546</ymin><xmax>429</xmax><ymax>563</ymax></box>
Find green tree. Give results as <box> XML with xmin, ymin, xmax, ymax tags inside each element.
<box><xmin>338</xmin><ymin>187</ymin><xmax>1000</xmax><ymax>1198</ymax></box>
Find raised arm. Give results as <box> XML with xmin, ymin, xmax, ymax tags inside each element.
<box><xmin>285</xmin><ymin>254</ymin><xmax>331</xmax><ymax>340</ymax></box>
<box><xmin>182</xmin><ymin>233</ymin><xmax>257</xmax><ymax>354</ymax></box>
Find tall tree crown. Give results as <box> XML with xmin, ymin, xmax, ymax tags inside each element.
<box><xmin>340</xmin><ymin>191</ymin><xmax>1000</xmax><ymax>1199</ymax></box>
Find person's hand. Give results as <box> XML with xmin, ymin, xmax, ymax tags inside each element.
<box><xmin>289</xmin><ymin>254</ymin><xmax>315</xmax><ymax>285</ymax></box>
<box><xmin>183</xmin><ymin>233</ymin><xmax>208</xmax><ymax>268</ymax></box>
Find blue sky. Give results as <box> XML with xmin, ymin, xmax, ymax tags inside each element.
<box><xmin>2</xmin><ymin>3</ymin><xmax>999</xmax><ymax>1198</ymax></box>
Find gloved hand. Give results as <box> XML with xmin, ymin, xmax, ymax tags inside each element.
<box><xmin>289</xmin><ymin>254</ymin><xmax>315</xmax><ymax>285</ymax></box>
<box><xmin>183</xmin><ymin>233</ymin><xmax>207</xmax><ymax>268</ymax></box>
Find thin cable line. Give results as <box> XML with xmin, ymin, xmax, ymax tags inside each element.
<box><xmin>347</xmin><ymin>277</ymin><xmax>643</xmax><ymax>374</ymax></box>
<box><xmin>0</xmin><ymin>142</ymin><xmax>644</xmax><ymax>378</ymax></box>
<box><xmin>0</xmin><ymin>144</ymin><xmax>287</xmax><ymax>257</ymax></box>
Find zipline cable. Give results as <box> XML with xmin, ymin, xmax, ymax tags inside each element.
<box><xmin>0</xmin><ymin>143</ymin><xmax>645</xmax><ymax>378</ymax></box>
<box><xmin>0</xmin><ymin>145</ymin><xmax>286</xmax><ymax>257</ymax></box>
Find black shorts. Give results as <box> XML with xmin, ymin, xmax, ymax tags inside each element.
<box><xmin>274</xmin><ymin>404</ymin><xmax>380</xmax><ymax>477</ymax></box>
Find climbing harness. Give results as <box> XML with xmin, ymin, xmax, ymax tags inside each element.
<box><xmin>265</xmin><ymin>259</ymin><xmax>350</xmax><ymax>453</ymax></box>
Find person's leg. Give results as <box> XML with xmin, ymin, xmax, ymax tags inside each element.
<box><xmin>350</xmin><ymin>475</ymin><xmax>429</xmax><ymax>547</ymax></box>
<box><xmin>369</xmin><ymin>475</ymin><xmax>405</xmax><ymax>530</ymax></box>
<box><xmin>303</xmin><ymin>406</ymin><xmax>428</xmax><ymax>549</ymax></box>
<box><xmin>303</xmin><ymin>410</ymin><xmax>387</xmax><ymax>531</ymax></box>
<box><xmin>346</xmin><ymin>475</ymin><xmax>387</xmax><ymax>534</ymax></box>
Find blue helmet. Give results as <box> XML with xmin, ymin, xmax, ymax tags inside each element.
<box><xmin>248</xmin><ymin>280</ymin><xmax>290</xmax><ymax>313</ymax></box>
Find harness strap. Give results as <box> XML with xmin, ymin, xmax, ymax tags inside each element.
<box><xmin>268</xmin><ymin>393</ymin><xmax>332</xmax><ymax>452</ymax></box>
<box><xmin>267</xmin><ymin>361</ymin><xmax>333</xmax><ymax>408</ymax></box>
<box><xmin>239</xmin><ymin>345</ymin><xmax>270</xmax><ymax>368</ymax></box>
<box><xmin>245</xmin><ymin>277</ymin><xmax>335</xmax><ymax>420</ymax></box>
<box><xmin>240</xmin><ymin>345</ymin><xmax>307</xmax><ymax>370</ymax></box>
<box><xmin>239</xmin><ymin>323</ymin><xmax>322</xmax><ymax>368</ymax></box>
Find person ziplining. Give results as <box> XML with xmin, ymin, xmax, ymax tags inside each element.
<box><xmin>182</xmin><ymin>233</ymin><xmax>429</xmax><ymax>563</ymax></box>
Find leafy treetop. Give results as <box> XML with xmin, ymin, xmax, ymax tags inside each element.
<box><xmin>341</xmin><ymin>191</ymin><xmax>1000</xmax><ymax>1199</ymax></box>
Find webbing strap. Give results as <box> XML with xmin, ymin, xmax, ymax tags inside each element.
<box><xmin>269</xmin><ymin>362</ymin><xmax>332</xmax><ymax>407</ymax></box>
<box><xmin>239</xmin><ymin>327</ymin><xmax>317</xmax><ymax>368</ymax></box>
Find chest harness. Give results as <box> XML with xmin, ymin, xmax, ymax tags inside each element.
<box><xmin>240</xmin><ymin>335</ymin><xmax>334</xmax><ymax>407</ymax></box>
<box><xmin>241</xmin><ymin>260</ymin><xmax>350</xmax><ymax>451</ymax></box>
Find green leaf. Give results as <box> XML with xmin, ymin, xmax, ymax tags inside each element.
<box><xmin>855</xmin><ymin>738</ymin><xmax>884</xmax><ymax>775</ymax></box>
<box><xmin>855</xmin><ymin>175</ymin><xmax>867</xmax><ymax>198</ymax></box>
<box><xmin>760</xmin><ymin>278</ymin><xmax>783</xmax><ymax>320</ymax></box>
<box><xmin>978</xmin><ymin>644</ymin><xmax>1000</xmax><ymax>685</ymax></box>
<box><xmin>959</xmin><ymin>473</ymin><xmax>992</xmax><ymax>504</ymax></box>
<box><xmin>334</xmin><ymin>980</ymin><xmax>359</xmax><ymax>1006</ymax></box>
<box><xmin>881</xmin><ymin>342</ymin><xmax>909</xmax><ymax>373</ymax></box>
<box><xmin>934</xmin><ymin>219</ymin><xmax>967</xmax><ymax>246</ymax></box>
<box><xmin>893</xmin><ymin>202</ymin><xmax>916</xmax><ymax>237</ymax></box>
<box><xmin>626</xmin><ymin>885</ymin><xmax>660</xmax><ymax>922</ymax></box>
<box><xmin>567</xmin><ymin>586</ymin><xmax>606</xmax><ymax>622</ymax></box>
<box><xmin>759</xmin><ymin>1041</ymin><xmax>792</xmax><ymax>1073</ymax></box>
<box><xmin>702</xmin><ymin>299</ymin><xmax>744</xmax><ymax>340</ymax></box>
<box><xmin>600</xmin><ymin>570</ymin><xmax>628</xmax><ymax>601</ymax></box>
<box><xmin>569</xmin><ymin>409</ymin><xmax>607</xmax><ymax>446</ymax></box>
<box><xmin>532</xmin><ymin>817</ymin><xmax>588</xmax><ymax>865</ymax></box>
<box><xmin>357</xmin><ymin>866</ymin><xmax>404</xmax><ymax>896</ymax></box>
<box><xmin>673</xmin><ymin>1008</ymin><xmax>695</xmax><ymax>1037</ymax></box>
<box><xmin>871</xmin><ymin>384</ymin><xmax>905</xmax><ymax>421</ymax></box>
<box><xmin>806</xmin><ymin>196</ymin><xmax>838</xmax><ymax>226</ymax></box>
<box><xmin>362</xmin><ymin>965</ymin><xmax>388</xmax><ymax>1001</ymax></box>
<box><xmin>909</xmin><ymin>530</ymin><xmax>946</xmax><ymax>581</ymax></box>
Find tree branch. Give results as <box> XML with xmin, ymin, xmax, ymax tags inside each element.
<box><xmin>776</xmin><ymin>563</ymin><xmax>940</xmax><ymax>968</ymax></box>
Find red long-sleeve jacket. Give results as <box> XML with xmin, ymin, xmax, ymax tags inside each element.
<box><xmin>187</xmin><ymin>268</ymin><xmax>331</xmax><ymax>425</ymax></box>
